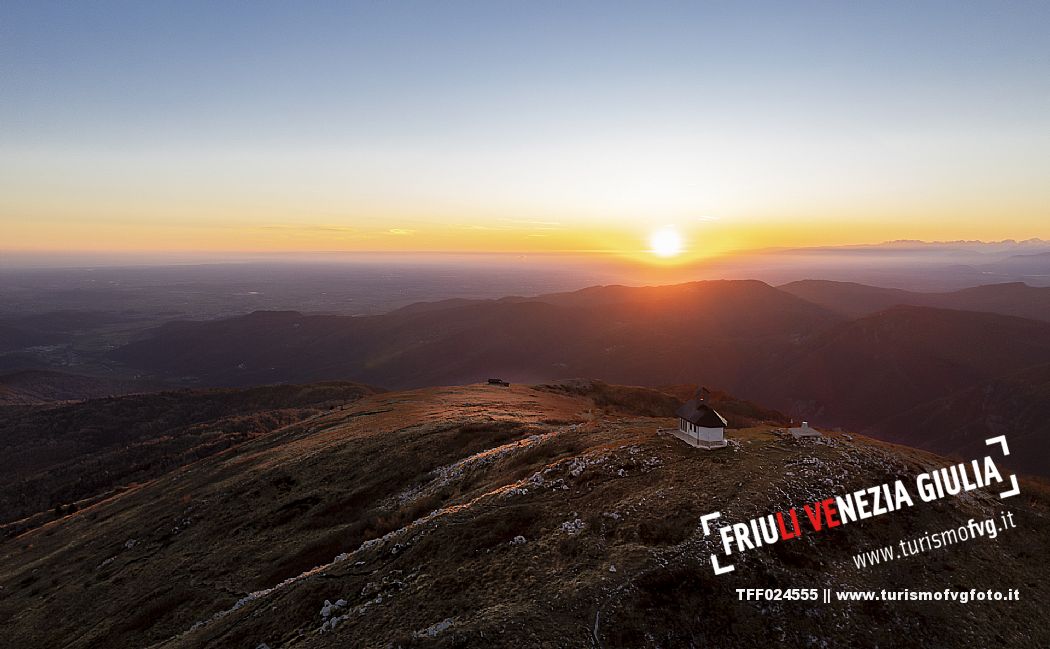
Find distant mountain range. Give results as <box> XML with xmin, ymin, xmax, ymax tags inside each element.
<box><xmin>779</xmin><ymin>279</ymin><xmax>1050</xmax><ymax>321</ymax></box>
<box><xmin>111</xmin><ymin>280</ymin><xmax>834</xmax><ymax>389</ymax></box>
<box><xmin>106</xmin><ymin>279</ymin><xmax>1050</xmax><ymax>475</ymax></box>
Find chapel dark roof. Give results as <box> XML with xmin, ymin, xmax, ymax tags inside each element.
<box><xmin>675</xmin><ymin>398</ymin><xmax>728</xmax><ymax>428</ymax></box>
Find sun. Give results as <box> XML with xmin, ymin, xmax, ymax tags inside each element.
<box><xmin>649</xmin><ymin>226</ymin><xmax>683</xmax><ymax>258</ymax></box>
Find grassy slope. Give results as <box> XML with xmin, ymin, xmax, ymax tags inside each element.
<box><xmin>0</xmin><ymin>384</ymin><xmax>1046</xmax><ymax>648</ymax></box>
<box><xmin>0</xmin><ymin>382</ymin><xmax>380</xmax><ymax>531</ymax></box>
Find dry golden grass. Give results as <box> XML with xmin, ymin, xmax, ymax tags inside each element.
<box><xmin>0</xmin><ymin>382</ymin><xmax>1046</xmax><ymax>649</ymax></box>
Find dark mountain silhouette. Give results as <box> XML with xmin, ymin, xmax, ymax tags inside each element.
<box><xmin>780</xmin><ymin>279</ymin><xmax>1050</xmax><ymax>321</ymax></box>
<box><xmin>108</xmin><ymin>280</ymin><xmax>1050</xmax><ymax>474</ymax></box>
<box><xmin>777</xmin><ymin>281</ymin><xmax>919</xmax><ymax>317</ymax></box>
<box><xmin>112</xmin><ymin>280</ymin><xmax>841</xmax><ymax>390</ymax></box>
<box><xmin>873</xmin><ymin>363</ymin><xmax>1050</xmax><ymax>476</ymax></box>
<box><xmin>933</xmin><ymin>282</ymin><xmax>1050</xmax><ymax>321</ymax></box>
<box><xmin>741</xmin><ymin>306</ymin><xmax>1050</xmax><ymax>450</ymax></box>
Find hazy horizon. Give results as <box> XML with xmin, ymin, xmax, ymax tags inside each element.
<box><xmin>4</xmin><ymin>2</ymin><xmax>1049</xmax><ymax>263</ymax></box>
<box><xmin>4</xmin><ymin>236</ymin><xmax>1049</xmax><ymax>268</ymax></box>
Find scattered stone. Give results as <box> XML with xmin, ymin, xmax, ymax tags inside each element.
<box><xmin>560</xmin><ymin>518</ymin><xmax>585</xmax><ymax>535</ymax></box>
<box><xmin>320</xmin><ymin>598</ymin><xmax>347</xmax><ymax>619</ymax></box>
<box><xmin>416</xmin><ymin>618</ymin><xmax>454</xmax><ymax>638</ymax></box>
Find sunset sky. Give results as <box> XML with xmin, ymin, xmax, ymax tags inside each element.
<box><xmin>2</xmin><ymin>2</ymin><xmax>1048</xmax><ymax>263</ymax></box>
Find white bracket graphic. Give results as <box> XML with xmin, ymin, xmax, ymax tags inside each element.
<box><xmin>999</xmin><ymin>474</ymin><xmax>1020</xmax><ymax>499</ymax></box>
<box><xmin>985</xmin><ymin>436</ymin><xmax>1020</xmax><ymax>499</ymax></box>
<box><xmin>700</xmin><ymin>512</ymin><xmax>736</xmax><ymax>575</ymax></box>
<box><xmin>711</xmin><ymin>553</ymin><xmax>735</xmax><ymax>575</ymax></box>
<box><xmin>985</xmin><ymin>435</ymin><xmax>1010</xmax><ymax>456</ymax></box>
<box><xmin>700</xmin><ymin>512</ymin><xmax>722</xmax><ymax>536</ymax></box>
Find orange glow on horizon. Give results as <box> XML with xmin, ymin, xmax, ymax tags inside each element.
<box><xmin>3</xmin><ymin>207</ymin><xmax>1048</xmax><ymax>265</ymax></box>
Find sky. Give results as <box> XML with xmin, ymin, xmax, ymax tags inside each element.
<box><xmin>2</xmin><ymin>1</ymin><xmax>1048</xmax><ymax>264</ymax></box>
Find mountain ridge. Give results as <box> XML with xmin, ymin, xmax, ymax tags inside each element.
<box><xmin>779</xmin><ymin>279</ymin><xmax>1050</xmax><ymax>321</ymax></box>
<box><xmin>107</xmin><ymin>280</ymin><xmax>1050</xmax><ymax>474</ymax></box>
<box><xmin>1</xmin><ymin>382</ymin><xmax>1046</xmax><ymax>648</ymax></box>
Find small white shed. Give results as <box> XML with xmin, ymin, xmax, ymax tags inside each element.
<box><xmin>788</xmin><ymin>421</ymin><xmax>821</xmax><ymax>438</ymax></box>
<box><xmin>671</xmin><ymin>396</ymin><xmax>728</xmax><ymax>449</ymax></box>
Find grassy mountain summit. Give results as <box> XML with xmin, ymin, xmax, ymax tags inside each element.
<box><xmin>1</xmin><ymin>382</ymin><xmax>1046</xmax><ymax>648</ymax></box>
